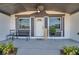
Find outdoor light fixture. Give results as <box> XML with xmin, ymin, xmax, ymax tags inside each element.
<box><xmin>37</xmin><ymin>9</ymin><xmax>40</xmax><ymax>13</ymax></box>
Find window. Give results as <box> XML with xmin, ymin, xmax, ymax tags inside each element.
<box><xmin>16</xmin><ymin>17</ymin><xmax>30</xmax><ymax>36</ymax></box>
<box><xmin>18</xmin><ymin>18</ymin><xmax>30</xmax><ymax>29</ymax></box>
<box><xmin>49</xmin><ymin>17</ymin><xmax>63</xmax><ymax>37</ymax></box>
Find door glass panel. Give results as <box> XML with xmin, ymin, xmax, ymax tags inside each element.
<box><xmin>49</xmin><ymin>17</ymin><xmax>63</xmax><ymax>37</ymax></box>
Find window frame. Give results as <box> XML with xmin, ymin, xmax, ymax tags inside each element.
<box><xmin>16</xmin><ymin>17</ymin><xmax>31</xmax><ymax>37</ymax></box>
<box><xmin>48</xmin><ymin>16</ymin><xmax>64</xmax><ymax>37</ymax></box>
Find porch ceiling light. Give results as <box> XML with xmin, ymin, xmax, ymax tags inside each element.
<box><xmin>37</xmin><ymin>9</ymin><xmax>40</xmax><ymax>13</ymax></box>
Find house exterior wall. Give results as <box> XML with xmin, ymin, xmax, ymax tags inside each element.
<box><xmin>70</xmin><ymin>12</ymin><xmax>79</xmax><ymax>41</ymax></box>
<box><xmin>10</xmin><ymin>15</ymin><xmax>16</xmax><ymax>30</ymax></box>
<box><xmin>0</xmin><ymin>13</ymin><xmax>10</xmax><ymax>41</ymax></box>
<box><xmin>10</xmin><ymin>11</ymin><xmax>71</xmax><ymax>39</ymax></box>
<box><xmin>1</xmin><ymin>11</ymin><xmax>79</xmax><ymax>41</ymax></box>
<box><xmin>64</xmin><ymin>14</ymin><xmax>70</xmax><ymax>38</ymax></box>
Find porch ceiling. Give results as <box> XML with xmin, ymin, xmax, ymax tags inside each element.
<box><xmin>0</xmin><ymin>3</ymin><xmax>79</xmax><ymax>15</ymax></box>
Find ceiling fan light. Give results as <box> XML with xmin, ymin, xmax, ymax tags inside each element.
<box><xmin>37</xmin><ymin>10</ymin><xmax>40</xmax><ymax>13</ymax></box>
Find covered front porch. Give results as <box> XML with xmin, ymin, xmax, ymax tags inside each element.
<box><xmin>0</xmin><ymin>3</ymin><xmax>79</xmax><ymax>55</ymax></box>
<box><xmin>0</xmin><ymin>3</ymin><xmax>79</xmax><ymax>40</ymax></box>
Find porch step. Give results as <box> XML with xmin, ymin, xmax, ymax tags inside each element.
<box><xmin>17</xmin><ymin>48</ymin><xmax>60</xmax><ymax>55</ymax></box>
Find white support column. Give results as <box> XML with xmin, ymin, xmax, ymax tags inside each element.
<box><xmin>30</xmin><ymin>17</ymin><xmax>31</xmax><ymax>38</ymax></box>
<box><xmin>61</xmin><ymin>16</ymin><xmax>64</xmax><ymax>37</ymax></box>
<box><xmin>48</xmin><ymin>16</ymin><xmax>49</xmax><ymax>37</ymax></box>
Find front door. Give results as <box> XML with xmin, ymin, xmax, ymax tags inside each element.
<box><xmin>34</xmin><ymin>17</ymin><xmax>44</xmax><ymax>37</ymax></box>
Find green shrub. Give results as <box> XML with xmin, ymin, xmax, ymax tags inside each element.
<box><xmin>3</xmin><ymin>42</ymin><xmax>15</xmax><ymax>55</ymax></box>
<box><xmin>63</xmin><ymin>46</ymin><xmax>79</xmax><ymax>55</ymax></box>
<box><xmin>0</xmin><ymin>43</ymin><xmax>5</xmax><ymax>51</ymax></box>
<box><xmin>0</xmin><ymin>42</ymin><xmax>16</xmax><ymax>55</ymax></box>
<box><xmin>0</xmin><ymin>43</ymin><xmax>5</xmax><ymax>54</ymax></box>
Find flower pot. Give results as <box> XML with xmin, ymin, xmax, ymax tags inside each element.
<box><xmin>60</xmin><ymin>49</ymin><xmax>64</xmax><ymax>55</ymax></box>
<box><xmin>0</xmin><ymin>51</ymin><xmax>2</xmax><ymax>55</ymax></box>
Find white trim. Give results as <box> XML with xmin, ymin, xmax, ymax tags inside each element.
<box><xmin>29</xmin><ymin>37</ymin><xmax>70</xmax><ymax>39</ymax></box>
<box><xmin>30</xmin><ymin>17</ymin><xmax>31</xmax><ymax>38</ymax></box>
<box><xmin>17</xmin><ymin>17</ymin><xmax>30</xmax><ymax>19</ymax></box>
<box><xmin>61</xmin><ymin>16</ymin><xmax>64</xmax><ymax>36</ymax></box>
<box><xmin>15</xmin><ymin>36</ymin><xmax>70</xmax><ymax>39</ymax></box>
<box><xmin>48</xmin><ymin>16</ymin><xmax>50</xmax><ymax>37</ymax></box>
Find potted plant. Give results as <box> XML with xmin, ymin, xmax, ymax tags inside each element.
<box><xmin>0</xmin><ymin>43</ymin><xmax>5</xmax><ymax>55</ymax></box>
<box><xmin>0</xmin><ymin>42</ymin><xmax>17</xmax><ymax>55</ymax></box>
<box><xmin>3</xmin><ymin>42</ymin><xmax>17</xmax><ymax>55</ymax></box>
<box><xmin>60</xmin><ymin>46</ymin><xmax>79</xmax><ymax>55</ymax></box>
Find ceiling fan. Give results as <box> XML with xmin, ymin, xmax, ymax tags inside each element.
<box><xmin>36</xmin><ymin>4</ymin><xmax>45</xmax><ymax>13</ymax></box>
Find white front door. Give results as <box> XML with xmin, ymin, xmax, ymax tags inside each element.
<box><xmin>34</xmin><ymin>17</ymin><xmax>44</xmax><ymax>37</ymax></box>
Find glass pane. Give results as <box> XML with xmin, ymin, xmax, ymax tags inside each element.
<box><xmin>49</xmin><ymin>17</ymin><xmax>61</xmax><ymax>37</ymax></box>
<box><xmin>19</xmin><ymin>19</ymin><xmax>30</xmax><ymax>29</ymax></box>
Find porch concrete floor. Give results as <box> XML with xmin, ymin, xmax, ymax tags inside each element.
<box><xmin>0</xmin><ymin>39</ymin><xmax>79</xmax><ymax>55</ymax></box>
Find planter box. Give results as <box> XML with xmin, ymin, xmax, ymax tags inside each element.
<box><xmin>60</xmin><ymin>49</ymin><xmax>79</xmax><ymax>55</ymax></box>
<box><xmin>0</xmin><ymin>51</ymin><xmax>3</xmax><ymax>55</ymax></box>
<box><xmin>60</xmin><ymin>49</ymin><xmax>64</xmax><ymax>55</ymax></box>
<box><xmin>8</xmin><ymin>48</ymin><xmax>17</xmax><ymax>55</ymax></box>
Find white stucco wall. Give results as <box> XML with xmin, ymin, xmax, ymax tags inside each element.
<box><xmin>0</xmin><ymin>13</ymin><xmax>10</xmax><ymax>41</ymax></box>
<box><xmin>70</xmin><ymin>12</ymin><xmax>79</xmax><ymax>41</ymax></box>
<box><xmin>10</xmin><ymin>15</ymin><xmax>16</xmax><ymax>30</ymax></box>
<box><xmin>10</xmin><ymin>11</ymin><xmax>71</xmax><ymax>39</ymax></box>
